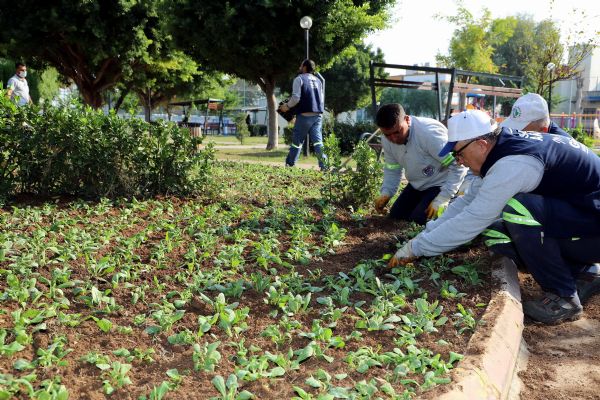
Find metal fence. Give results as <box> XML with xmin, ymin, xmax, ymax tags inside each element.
<box><xmin>549</xmin><ymin>113</ymin><xmax>600</xmax><ymax>135</ymax></box>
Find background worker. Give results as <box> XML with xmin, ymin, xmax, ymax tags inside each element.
<box><xmin>280</xmin><ymin>59</ymin><xmax>326</xmax><ymax>170</ymax></box>
<box><xmin>501</xmin><ymin>93</ymin><xmax>570</xmax><ymax>137</ymax></box>
<box><xmin>389</xmin><ymin>110</ymin><xmax>600</xmax><ymax>325</ymax></box>
<box><xmin>373</xmin><ymin>103</ymin><xmax>467</xmax><ymax>224</ymax></box>
<box><xmin>6</xmin><ymin>62</ymin><xmax>32</xmax><ymax>106</ymax></box>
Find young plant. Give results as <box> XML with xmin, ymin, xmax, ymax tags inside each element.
<box><xmin>211</xmin><ymin>374</ymin><xmax>254</xmax><ymax>400</ymax></box>
<box><xmin>192</xmin><ymin>341</ymin><xmax>222</xmax><ymax>372</ymax></box>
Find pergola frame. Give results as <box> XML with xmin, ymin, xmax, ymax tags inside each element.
<box><xmin>369</xmin><ymin>62</ymin><xmax>524</xmax><ymax>124</ymax></box>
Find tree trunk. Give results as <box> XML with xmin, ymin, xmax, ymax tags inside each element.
<box><xmin>80</xmin><ymin>86</ymin><xmax>104</xmax><ymax>109</ymax></box>
<box><xmin>144</xmin><ymin>105</ymin><xmax>151</xmax><ymax>122</ymax></box>
<box><xmin>113</xmin><ymin>87</ymin><xmax>130</xmax><ymax>112</ymax></box>
<box><xmin>258</xmin><ymin>77</ymin><xmax>279</xmax><ymax>150</ymax></box>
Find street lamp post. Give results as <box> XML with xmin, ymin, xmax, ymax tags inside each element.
<box><xmin>299</xmin><ymin>16</ymin><xmax>313</xmax><ymax>157</ymax></box>
<box><xmin>300</xmin><ymin>16</ymin><xmax>312</xmax><ymax>60</ymax></box>
<box><xmin>547</xmin><ymin>62</ymin><xmax>556</xmax><ymax>113</ymax></box>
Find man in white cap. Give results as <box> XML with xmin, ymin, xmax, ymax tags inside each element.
<box><xmin>501</xmin><ymin>93</ymin><xmax>570</xmax><ymax>137</ymax></box>
<box><xmin>388</xmin><ymin>110</ymin><xmax>600</xmax><ymax>325</ymax></box>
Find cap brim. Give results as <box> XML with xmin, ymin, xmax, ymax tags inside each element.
<box><xmin>438</xmin><ymin>141</ymin><xmax>457</xmax><ymax>157</ymax></box>
<box><xmin>500</xmin><ymin>117</ymin><xmax>527</xmax><ymax>130</ymax></box>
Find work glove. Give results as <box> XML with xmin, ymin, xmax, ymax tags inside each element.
<box><xmin>426</xmin><ymin>194</ymin><xmax>450</xmax><ymax>220</ymax></box>
<box><xmin>374</xmin><ymin>195</ymin><xmax>391</xmax><ymax>214</ymax></box>
<box><xmin>388</xmin><ymin>240</ymin><xmax>416</xmax><ymax>268</ymax></box>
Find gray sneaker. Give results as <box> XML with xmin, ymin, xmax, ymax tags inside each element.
<box><xmin>522</xmin><ymin>292</ymin><xmax>583</xmax><ymax>325</ymax></box>
<box><xmin>576</xmin><ymin>272</ymin><xmax>600</xmax><ymax>304</ymax></box>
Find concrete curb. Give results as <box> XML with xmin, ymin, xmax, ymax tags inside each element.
<box><xmin>434</xmin><ymin>257</ymin><xmax>524</xmax><ymax>400</ymax></box>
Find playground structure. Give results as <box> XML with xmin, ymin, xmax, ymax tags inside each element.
<box><xmin>168</xmin><ymin>98</ymin><xmax>225</xmax><ymax>136</ymax></box>
<box><xmin>369</xmin><ymin>62</ymin><xmax>525</xmax><ymax>124</ymax></box>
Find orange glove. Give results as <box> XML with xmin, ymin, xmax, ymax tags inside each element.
<box><xmin>374</xmin><ymin>195</ymin><xmax>391</xmax><ymax>214</ymax></box>
<box><xmin>426</xmin><ymin>194</ymin><xmax>450</xmax><ymax>220</ymax></box>
<box><xmin>388</xmin><ymin>240</ymin><xmax>416</xmax><ymax>268</ymax></box>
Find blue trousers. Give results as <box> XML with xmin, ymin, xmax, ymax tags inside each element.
<box><xmin>484</xmin><ymin>193</ymin><xmax>600</xmax><ymax>297</ymax></box>
<box><xmin>389</xmin><ymin>183</ymin><xmax>440</xmax><ymax>225</ymax></box>
<box><xmin>285</xmin><ymin>114</ymin><xmax>326</xmax><ymax>170</ymax></box>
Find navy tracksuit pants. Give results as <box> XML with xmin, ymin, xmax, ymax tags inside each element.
<box><xmin>484</xmin><ymin>193</ymin><xmax>600</xmax><ymax>298</ymax></box>
<box><xmin>389</xmin><ymin>183</ymin><xmax>440</xmax><ymax>225</ymax></box>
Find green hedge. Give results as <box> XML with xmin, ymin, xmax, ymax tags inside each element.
<box><xmin>567</xmin><ymin>127</ymin><xmax>595</xmax><ymax>148</ymax></box>
<box><xmin>248</xmin><ymin>124</ymin><xmax>267</xmax><ymax>136</ymax></box>
<box><xmin>0</xmin><ymin>94</ymin><xmax>214</xmax><ymax>200</ymax></box>
<box><xmin>284</xmin><ymin>119</ymin><xmax>376</xmax><ymax>156</ymax></box>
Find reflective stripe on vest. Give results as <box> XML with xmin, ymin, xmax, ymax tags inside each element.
<box><xmin>482</xmin><ymin>228</ymin><xmax>511</xmax><ymax>247</ymax></box>
<box><xmin>502</xmin><ymin>198</ymin><xmax>541</xmax><ymax>226</ymax></box>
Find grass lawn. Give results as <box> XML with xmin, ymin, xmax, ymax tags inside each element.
<box><xmin>213</xmin><ymin>147</ymin><xmax>359</xmax><ymax>169</ymax></box>
<box><xmin>203</xmin><ymin>135</ymin><xmax>271</xmax><ymax>146</ymax></box>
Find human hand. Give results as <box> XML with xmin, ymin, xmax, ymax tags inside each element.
<box><xmin>374</xmin><ymin>195</ymin><xmax>391</xmax><ymax>214</ymax></box>
<box><xmin>388</xmin><ymin>240</ymin><xmax>416</xmax><ymax>268</ymax></box>
<box><xmin>426</xmin><ymin>195</ymin><xmax>450</xmax><ymax>220</ymax></box>
<box><xmin>279</xmin><ymin>103</ymin><xmax>289</xmax><ymax>112</ymax></box>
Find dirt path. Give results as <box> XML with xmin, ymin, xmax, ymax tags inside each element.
<box><xmin>516</xmin><ymin>272</ymin><xmax>600</xmax><ymax>400</ymax></box>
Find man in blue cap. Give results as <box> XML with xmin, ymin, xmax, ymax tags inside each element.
<box><xmin>388</xmin><ymin>110</ymin><xmax>600</xmax><ymax>324</ymax></box>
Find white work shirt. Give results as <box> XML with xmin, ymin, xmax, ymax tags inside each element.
<box><xmin>7</xmin><ymin>75</ymin><xmax>30</xmax><ymax>106</ymax></box>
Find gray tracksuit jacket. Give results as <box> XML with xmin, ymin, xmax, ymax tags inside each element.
<box><xmin>380</xmin><ymin>116</ymin><xmax>467</xmax><ymax>200</ymax></box>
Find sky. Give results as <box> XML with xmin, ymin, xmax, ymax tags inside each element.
<box><xmin>365</xmin><ymin>0</ymin><xmax>600</xmax><ymax>66</ymax></box>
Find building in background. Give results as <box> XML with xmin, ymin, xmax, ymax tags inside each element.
<box><xmin>553</xmin><ymin>47</ymin><xmax>600</xmax><ymax>115</ymax></box>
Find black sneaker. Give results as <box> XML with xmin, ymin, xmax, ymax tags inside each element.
<box><xmin>576</xmin><ymin>272</ymin><xmax>600</xmax><ymax>304</ymax></box>
<box><xmin>522</xmin><ymin>292</ymin><xmax>583</xmax><ymax>325</ymax></box>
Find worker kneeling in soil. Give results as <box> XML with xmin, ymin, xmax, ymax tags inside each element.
<box><xmin>373</xmin><ymin>103</ymin><xmax>467</xmax><ymax>224</ymax></box>
<box><xmin>388</xmin><ymin>110</ymin><xmax>600</xmax><ymax>325</ymax></box>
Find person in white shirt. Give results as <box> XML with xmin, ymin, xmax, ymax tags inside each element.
<box><xmin>6</xmin><ymin>62</ymin><xmax>32</xmax><ymax>106</ymax></box>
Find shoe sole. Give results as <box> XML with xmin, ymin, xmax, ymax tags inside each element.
<box><xmin>578</xmin><ymin>278</ymin><xmax>600</xmax><ymax>304</ymax></box>
<box><xmin>524</xmin><ymin>309</ymin><xmax>583</xmax><ymax>325</ymax></box>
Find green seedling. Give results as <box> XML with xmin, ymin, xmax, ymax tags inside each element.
<box><xmin>211</xmin><ymin>374</ymin><xmax>254</xmax><ymax>400</ymax></box>
<box><xmin>193</xmin><ymin>341</ymin><xmax>222</xmax><ymax>372</ymax></box>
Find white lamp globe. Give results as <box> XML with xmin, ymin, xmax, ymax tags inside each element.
<box><xmin>300</xmin><ymin>16</ymin><xmax>313</xmax><ymax>29</ymax></box>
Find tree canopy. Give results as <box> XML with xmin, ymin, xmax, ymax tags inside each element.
<box><xmin>170</xmin><ymin>0</ymin><xmax>395</xmax><ymax>149</ymax></box>
<box><xmin>436</xmin><ymin>4</ymin><xmax>598</xmax><ymax>106</ymax></box>
<box><xmin>0</xmin><ymin>0</ymin><xmax>164</xmax><ymax>108</ymax></box>
<box><xmin>321</xmin><ymin>43</ymin><xmax>386</xmax><ymax>117</ymax></box>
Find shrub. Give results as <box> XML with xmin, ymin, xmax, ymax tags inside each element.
<box><xmin>248</xmin><ymin>124</ymin><xmax>267</xmax><ymax>136</ymax></box>
<box><xmin>234</xmin><ymin>114</ymin><xmax>250</xmax><ymax>145</ymax></box>
<box><xmin>326</xmin><ymin>120</ymin><xmax>377</xmax><ymax>156</ymax></box>
<box><xmin>0</xmin><ymin>95</ymin><xmax>214</xmax><ymax>200</ymax></box>
<box><xmin>322</xmin><ymin>134</ymin><xmax>382</xmax><ymax>208</ymax></box>
<box><xmin>567</xmin><ymin>127</ymin><xmax>595</xmax><ymax>148</ymax></box>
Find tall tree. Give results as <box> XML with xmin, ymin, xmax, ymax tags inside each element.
<box><xmin>117</xmin><ymin>51</ymin><xmax>223</xmax><ymax>122</ymax></box>
<box><xmin>435</xmin><ymin>5</ymin><xmax>497</xmax><ymax>73</ymax></box>
<box><xmin>0</xmin><ymin>0</ymin><xmax>164</xmax><ymax>108</ymax></box>
<box><xmin>321</xmin><ymin>43</ymin><xmax>386</xmax><ymax>117</ymax></box>
<box><xmin>438</xmin><ymin>5</ymin><xmax>598</xmax><ymax>107</ymax></box>
<box><xmin>171</xmin><ymin>0</ymin><xmax>394</xmax><ymax>150</ymax></box>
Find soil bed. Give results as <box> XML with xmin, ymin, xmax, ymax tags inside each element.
<box><xmin>517</xmin><ymin>272</ymin><xmax>600</xmax><ymax>400</ymax></box>
<box><xmin>0</xmin><ymin>163</ymin><xmax>499</xmax><ymax>399</ymax></box>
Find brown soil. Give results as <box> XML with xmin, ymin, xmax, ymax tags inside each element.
<box><xmin>517</xmin><ymin>272</ymin><xmax>600</xmax><ymax>400</ymax></box>
<box><xmin>0</xmin><ymin>199</ymin><xmax>499</xmax><ymax>399</ymax></box>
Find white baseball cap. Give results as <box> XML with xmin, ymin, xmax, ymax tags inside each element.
<box><xmin>500</xmin><ymin>93</ymin><xmax>548</xmax><ymax>130</ymax></box>
<box><xmin>439</xmin><ymin>110</ymin><xmax>498</xmax><ymax>157</ymax></box>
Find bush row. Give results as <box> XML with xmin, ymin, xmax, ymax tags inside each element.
<box><xmin>0</xmin><ymin>95</ymin><xmax>214</xmax><ymax>200</ymax></box>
